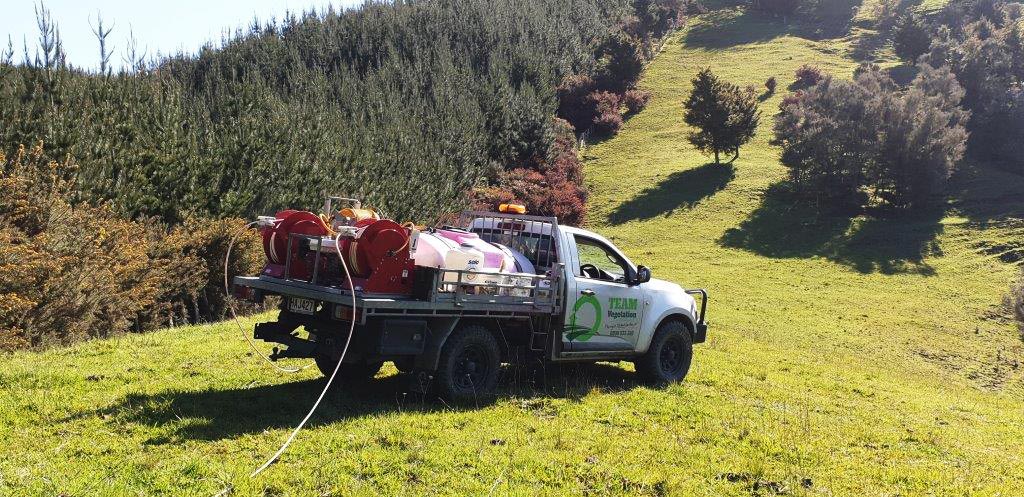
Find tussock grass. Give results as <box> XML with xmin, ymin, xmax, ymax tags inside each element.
<box><xmin>3</xmin><ymin>6</ymin><xmax>1024</xmax><ymax>496</ymax></box>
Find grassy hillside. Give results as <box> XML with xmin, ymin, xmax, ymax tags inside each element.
<box><xmin>3</xmin><ymin>5</ymin><xmax>1024</xmax><ymax>496</ymax></box>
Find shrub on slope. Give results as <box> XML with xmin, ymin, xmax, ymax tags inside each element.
<box><xmin>0</xmin><ymin>143</ymin><xmax>262</xmax><ymax>351</ymax></box>
<box><xmin>774</xmin><ymin>64</ymin><xmax>968</xmax><ymax>209</ymax></box>
<box><xmin>472</xmin><ymin>118</ymin><xmax>587</xmax><ymax>225</ymax></box>
<box><xmin>922</xmin><ymin>0</ymin><xmax>1024</xmax><ymax>170</ymax></box>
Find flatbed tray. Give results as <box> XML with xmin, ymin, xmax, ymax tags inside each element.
<box><xmin>234</xmin><ymin>265</ymin><xmax>563</xmax><ymax>316</ymax></box>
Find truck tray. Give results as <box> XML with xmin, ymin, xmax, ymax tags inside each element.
<box><xmin>234</xmin><ymin>264</ymin><xmax>564</xmax><ymax>323</ymax></box>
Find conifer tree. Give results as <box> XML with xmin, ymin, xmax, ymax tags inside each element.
<box><xmin>683</xmin><ymin>68</ymin><xmax>760</xmax><ymax>163</ymax></box>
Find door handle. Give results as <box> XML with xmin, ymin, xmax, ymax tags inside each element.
<box><xmin>581</xmin><ymin>289</ymin><xmax>596</xmax><ymax>296</ymax></box>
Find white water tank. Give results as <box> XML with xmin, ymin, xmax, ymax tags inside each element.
<box><xmin>413</xmin><ymin>232</ymin><xmax>455</xmax><ymax>268</ymax></box>
<box><xmin>442</xmin><ymin>242</ymin><xmax>485</xmax><ymax>287</ymax></box>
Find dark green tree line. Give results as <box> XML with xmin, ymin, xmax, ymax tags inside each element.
<box><xmin>0</xmin><ymin>0</ymin><xmax>642</xmax><ymax>224</ymax></box>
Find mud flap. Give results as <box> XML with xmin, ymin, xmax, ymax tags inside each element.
<box><xmin>411</xmin><ymin>317</ymin><xmax>461</xmax><ymax>371</ymax></box>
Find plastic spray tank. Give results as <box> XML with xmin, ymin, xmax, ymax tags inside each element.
<box><xmin>435</xmin><ymin>229</ymin><xmax>507</xmax><ymax>269</ymax></box>
<box><xmin>411</xmin><ymin>230</ymin><xmax>506</xmax><ymax>293</ymax></box>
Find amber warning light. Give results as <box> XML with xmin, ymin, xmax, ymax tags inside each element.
<box><xmin>498</xmin><ymin>203</ymin><xmax>527</xmax><ymax>214</ymax></box>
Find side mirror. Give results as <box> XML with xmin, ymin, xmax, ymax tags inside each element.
<box><xmin>635</xmin><ymin>265</ymin><xmax>651</xmax><ymax>284</ymax></box>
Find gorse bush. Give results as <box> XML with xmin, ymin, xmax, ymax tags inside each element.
<box><xmin>773</xmin><ymin>64</ymin><xmax>968</xmax><ymax>209</ymax></box>
<box><xmin>793</xmin><ymin>64</ymin><xmax>825</xmax><ymax>88</ymax></box>
<box><xmin>893</xmin><ymin>14</ymin><xmax>931</xmax><ymax>63</ymax></box>
<box><xmin>589</xmin><ymin>91</ymin><xmax>625</xmax><ymax>137</ymax></box>
<box><xmin>623</xmin><ymin>88</ymin><xmax>653</xmax><ymax>114</ymax></box>
<box><xmin>869</xmin><ymin>64</ymin><xmax>969</xmax><ymax>207</ymax></box>
<box><xmin>924</xmin><ymin>0</ymin><xmax>1024</xmax><ymax>170</ymax></box>
<box><xmin>0</xmin><ymin>143</ymin><xmax>157</xmax><ymax>350</ymax></box>
<box><xmin>152</xmin><ymin>217</ymin><xmax>265</xmax><ymax>325</ymax></box>
<box><xmin>556</xmin><ymin>75</ymin><xmax>601</xmax><ymax>133</ymax></box>
<box><xmin>472</xmin><ymin>119</ymin><xmax>587</xmax><ymax>225</ymax></box>
<box><xmin>0</xmin><ymin>143</ymin><xmax>263</xmax><ymax>351</ymax></box>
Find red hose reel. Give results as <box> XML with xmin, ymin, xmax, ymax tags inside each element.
<box><xmin>261</xmin><ymin>210</ymin><xmax>330</xmax><ymax>280</ymax></box>
<box><xmin>260</xmin><ymin>211</ymin><xmax>415</xmax><ymax>295</ymax></box>
<box><xmin>344</xmin><ymin>219</ymin><xmax>416</xmax><ymax>294</ymax></box>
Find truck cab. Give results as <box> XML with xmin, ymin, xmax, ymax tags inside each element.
<box><xmin>234</xmin><ymin>209</ymin><xmax>708</xmax><ymax>403</ymax></box>
<box><xmin>557</xmin><ymin>225</ymin><xmax>707</xmax><ymax>355</ymax></box>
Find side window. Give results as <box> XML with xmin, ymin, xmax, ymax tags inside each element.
<box><xmin>574</xmin><ymin>236</ymin><xmax>628</xmax><ymax>282</ymax></box>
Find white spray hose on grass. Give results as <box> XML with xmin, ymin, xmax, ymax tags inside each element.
<box><xmin>224</xmin><ymin>221</ymin><xmax>312</xmax><ymax>374</ymax></box>
<box><xmin>249</xmin><ymin>230</ymin><xmax>358</xmax><ymax>478</ymax></box>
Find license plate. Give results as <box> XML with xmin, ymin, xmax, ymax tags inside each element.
<box><xmin>288</xmin><ymin>297</ymin><xmax>317</xmax><ymax>315</ymax></box>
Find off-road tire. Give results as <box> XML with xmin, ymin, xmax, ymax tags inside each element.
<box><xmin>314</xmin><ymin>356</ymin><xmax>383</xmax><ymax>381</ymax></box>
<box><xmin>635</xmin><ymin>320</ymin><xmax>693</xmax><ymax>384</ymax></box>
<box><xmin>435</xmin><ymin>324</ymin><xmax>501</xmax><ymax>403</ymax></box>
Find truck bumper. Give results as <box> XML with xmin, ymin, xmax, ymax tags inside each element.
<box><xmin>685</xmin><ymin>288</ymin><xmax>709</xmax><ymax>344</ymax></box>
<box><xmin>693</xmin><ymin>322</ymin><xmax>708</xmax><ymax>344</ymax></box>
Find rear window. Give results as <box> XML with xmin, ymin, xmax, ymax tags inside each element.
<box><xmin>471</xmin><ymin>229</ymin><xmax>557</xmax><ymax>270</ymax></box>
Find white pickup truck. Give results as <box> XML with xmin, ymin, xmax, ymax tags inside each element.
<box><xmin>233</xmin><ymin>210</ymin><xmax>708</xmax><ymax>402</ymax></box>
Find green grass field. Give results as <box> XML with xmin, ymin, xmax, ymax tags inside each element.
<box><xmin>3</xmin><ymin>5</ymin><xmax>1024</xmax><ymax>496</ymax></box>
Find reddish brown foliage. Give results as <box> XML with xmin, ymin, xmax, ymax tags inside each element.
<box><xmin>623</xmin><ymin>89</ymin><xmax>653</xmax><ymax>114</ymax></box>
<box><xmin>470</xmin><ymin>119</ymin><xmax>587</xmax><ymax>225</ymax></box>
<box><xmin>589</xmin><ymin>91</ymin><xmax>624</xmax><ymax>138</ymax></box>
<box><xmin>556</xmin><ymin>75</ymin><xmax>600</xmax><ymax>132</ymax></box>
<box><xmin>794</xmin><ymin>64</ymin><xmax>824</xmax><ymax>89</ymax></box>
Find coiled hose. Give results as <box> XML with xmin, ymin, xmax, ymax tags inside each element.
<box><xmin>224</xmin><ymin>221</ymin><xmax>311</xmax><ymax>374</ymax></box>
<box><xmin>249</xmin><ymin>230</ymin><xmax>359</xmax><ymax>478</ymax></box>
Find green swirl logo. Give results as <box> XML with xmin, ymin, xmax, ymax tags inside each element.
<box><xmin>565</xmin><ymin>294</ymin><xmax>602</xmax><ymax>342</ymax></box>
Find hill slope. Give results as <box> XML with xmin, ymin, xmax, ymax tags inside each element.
<box><xmin>3</xmin><ymin>6</ymin><xmax>1024</xmax><ymax>496</ymax></box>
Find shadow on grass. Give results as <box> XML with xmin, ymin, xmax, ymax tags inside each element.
<box><xmin>950</xmin><ymin>160</ymin><xmax>1024</xmax><ymax>224</ymax></box>
<box><xmin>685</xmin><ymin>9</ymin><xmax>794</xmax><ymax>49</ymax></box>
<box><xmin>684</xmin><ymin>1</ymin><xmax>863</xmax><ymax>50</ymax></box>
<box><xmin>719</xmin><ymin>183</ymin><xmax>944</xmax><ymax>275</ymax></box>
<box><xmin>849</xmin><ymin>30</ymin><xmax>889</xmax><ymax>61</ymax></box>
<box><xmin>945</xmin><ymin>161</ymin><xmax>1024</xmax><ymax>266</ymax></box>
<box><xmin>104</xmin><ymin>362</ymin><xmax>643</xmax><ymax>442</ymax></box>
<box><xmin>608</xmin><ymin>162</ymin><xmax>734</xmax><ymax>224</ymax></box>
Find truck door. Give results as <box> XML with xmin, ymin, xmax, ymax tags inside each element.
<box><xmin>562</xmin><ymin>234</ymin><xmax>645</xmax><ymax>352</ymax></box>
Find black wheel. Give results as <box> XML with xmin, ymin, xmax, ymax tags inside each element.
<box><xmin>436</xmin><ymin>324</ymin><xmax>501</xmax><ymax>403</ymax></box>
<box><xmin>314</xmin><ymin>356</ymin><xmax>383</xmax><ymax>381</ymax></box>
<box><xmin>635</xmin><ymin>320</ymin><xmax>693</xmax><ymax>384</ymax></box>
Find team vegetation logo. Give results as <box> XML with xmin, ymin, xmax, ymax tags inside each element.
<box><xmin>565</xmin><ymin>295</ymin><xmax>639</xmax><ymax>341</ymax></box>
